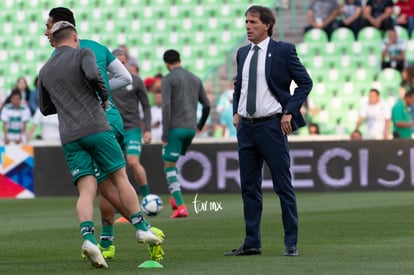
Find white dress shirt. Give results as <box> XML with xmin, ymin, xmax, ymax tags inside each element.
<box><xmin>238</xmin><ymin>37</ymin><xmax>282</xmax><ymax>118</ymax></box>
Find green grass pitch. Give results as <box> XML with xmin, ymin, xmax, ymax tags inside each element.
<box><xmin>1</xmin><ymin>192</ymin><xmax>414</xmax><ymax>274</ymax></box>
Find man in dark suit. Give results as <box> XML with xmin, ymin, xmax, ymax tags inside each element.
<box><xmin>224</xmin><ymin>5</ymin><xmax>312</xmax><ymax>257</ymax></box>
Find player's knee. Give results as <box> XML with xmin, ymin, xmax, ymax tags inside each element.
<box><xmin>162</xmin><ymin>153</ymin><xmax>179</xmax><ymax>163</ymax></box>
<box><xmin>126</xmin><ymin>155</ymin><xmax>140</xmax><ymax>166</ymax></box>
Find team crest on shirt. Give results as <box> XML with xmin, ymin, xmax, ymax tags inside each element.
<box><xmin>72</xmin><ymin>169</ymin><xmax>80</xmax><ymax>176</ymax></box>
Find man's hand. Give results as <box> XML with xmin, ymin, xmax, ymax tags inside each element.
<box><xmin>143</xmin><ymin>131</ymin><xmax>152</xmax><ymax>144</ymax></box>
<box><xmin>371</xmin><ymin>18</ymin><xmax>381</xmax><ymax>28</ymax></box>
<box><xmin>281</xmin><ymin>114</ymin><xmax>293</xmax><ymax>136</ymax></box>
<box><xmin>342</xmin><ymin>18</ymin><xmax>351</xmax><ymax>26</ymax></box>
<box><xmin>101</xmin><ymin>100</ymin><xmax>109</xmax><ymax>110</ymax></box>
<box><xmin>233</xmin><ymin>113</ymin><xmax>240</xmax><ymax>129</ymax></box>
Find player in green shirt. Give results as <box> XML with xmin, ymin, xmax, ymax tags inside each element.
<box><xmin>391</xmin><ymin>90</ymin><xmax>414</xmax><ymax>139</ymax></box>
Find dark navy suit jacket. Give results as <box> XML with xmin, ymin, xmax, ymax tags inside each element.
<box><xmin>233</xmin><ymin>38</ymin><xmax>313</xmax><ymax>131</ymax></box>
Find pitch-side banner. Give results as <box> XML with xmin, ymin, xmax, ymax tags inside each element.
<box><xmin>0</xmin><ymin>145</ymin><xmax>34</xmax><ymax>198</ymax></box>
<box><xmin>151</xmin><ymin>140</ymin><xmax>414</xmax><ymax>192</ymax></box>
<box><xmin>33</xmin><ymin>139</ymin><xmax>414</xmax><ymax>196</ymax></box>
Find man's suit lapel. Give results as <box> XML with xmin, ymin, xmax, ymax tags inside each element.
<box><xmin>265</xmin><ymin>39</ymin><xmax>276</xmax><ymax>81</ymax></box>
<box><xmin>241</xmin><ymin>40</ymin><xmax>277</xmax><ymax>77</ymax></box>
<box><xmin>239</xmin><ymin>45</ymin><xmax>251</xmax><ymax>74</ymax></box>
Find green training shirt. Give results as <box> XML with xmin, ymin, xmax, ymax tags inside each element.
<box><xmin>79</xmin><ymin>39</ymin><xmax>122</xmax><ymax>125</ymax></box>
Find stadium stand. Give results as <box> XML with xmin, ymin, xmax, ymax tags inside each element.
<box><xmin>296</xmin><ymin>19</ymin><xmax>414</xmax><ymax>135</ymax></box>
<box><xmin>2</xmin><ymin>1</ymin><xmax>414</xmax><ymax>137</ymax></box>
<box><xmin>395</xmin><ymin>25</ymin><xmax>410</xmax><ymax>41</ymax></box>
<box><xmin>0</xmin><ymin>0</ymin><xmax>276</xmax><ymax>94</ymax></box>
<box><xmin>330</xmin><ymin>27</ymin><xmax>355</xmax><ymax>55</ymax></box>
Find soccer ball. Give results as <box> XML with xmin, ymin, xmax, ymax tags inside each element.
<box><xmin>141</xmin><ymin>194</ymin><xmax>163</xmax><ymax>216</ymax></box>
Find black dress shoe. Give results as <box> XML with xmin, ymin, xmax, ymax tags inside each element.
<box><xmin>284</xmin><ymin>246</ymin><xmax>299</xmax><ymax>256</ymax></box>
<box><xmin>224</xmin><ymin>245</ymin><xmax>262</xmax><ymax>256</ymax></box>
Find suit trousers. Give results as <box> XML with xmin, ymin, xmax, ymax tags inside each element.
<box><xmin>237</xmin><ymin>116</ymin><xmax>298</xmax><ymax>249</ymax></box>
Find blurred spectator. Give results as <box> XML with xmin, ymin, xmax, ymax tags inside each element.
<box><xmin>395</xmin><ymin>0</ymin><xmax>414</xmax><ymax>39</ymax></box>
<box><xmin>300</xmin><ymin>98</ymin><xmax>320</xmax><ymax>123</ymax></box>
<box><xmin>391</xmin><ymin>89</ymin><xmax>414</xmax><ymax>138</ymax></box>
<box><xmin>308</xmin><ymin>122</ymin><xmax>321</xmax><ymax>135</ymax></box>
<box><xmin>151</xmin><ymin>92</ymin><xmax>162</xmax><ymax>141</ymax></box>
<box><xmin>354</xmin><ymin>88</ymin><xmax>391</xmax><ymax>139</ymax></box>
<box><xmin>381</xmin><ymin>28</ymin><xmax>406</xmax><ymax>72</ymax></box>
<box><xmin>29</xmin><ymin>76</ymin><xmax>39</xmax><ymax>115</ymax></box>
<box><xmin>400</xmin><ymin>67</ymin><xmax>414</xmax><ymax>94</ymax></box>
<box><xmin>361</xmin><ymin>0</ymin><xmax>394</xmax><ymax>32</ymax></box>
<box><xmin>117</xmin><ymin>44</ymin><xmax>139</xmax><ymax>70</ymax></box>
<box><xmin>216</xmin><ymin>79</ymin><xmax>235</xmax><ymax>115</ymax></box>
<box><xmin>213</xmin><ymin>78</ymin><xmax>236</xmax><ymax>138</ymax></box>
<box><xmin>27</xmin><ymin>108</ymin><xmax>60</xmax><ymax>144</ymax></box>
<box><xmin>338</xmin><ymin>0</ymin><xmax>363</xmax><ymax>39</ymax></box>
<box><xmin>144</xmin><ymin>77</ymin><xmax>156</xmax><ymax>106</ymax></box>
<box><xmin>304</xmin><ymin>0</ymin><xmax>340</xmax><ymax>40</ymax></box>
<box><xmin>218</xmin><ymin>91</ymin><xmax>236</xmax><ymax>138</ymax></box>
<box><xmin>401</xmin><ymin>67</ymin><xmax>414</xmax><ymax>128</ymax></box>
<box><xmin>291</xmin><ymin>81</ymin><xmax>319</xmax><ymax>123</ymax></box>
<box><xmin>350</xmin><ymin>129</ymin><xmax>363</xmax><ymax>140</ymax></box>
<box><xmin>3</xmin><ymin>76</ymin><xmax>33</xmax><ymax>115</ymax></box>
<box><xmin>196</xmin><ymin>98</ymin><xmax>213</xmax><ymax>138</ymax></box>
<box><xmin>128</xmin><ymin>63</ymin><xmax>140</xmax><ymax>76</ymax></box>
<box><xmin>1</xmin><ymin>91</ymin><xmax>31</xmax><ymax>144</ymax></box>
<box><xmin>144</xmin><ymin>74</ymin><xmax>162</xmax><ymax>106</ymax></box>
<box><xmin>153</xmin><ymin>73</ymin><xmax>163</xmax><ymax>90</ymax></box>
<box><xmin>400</xmin><ymin>66</ymin><xmax>414</xmax><ymax>96</ymax></box>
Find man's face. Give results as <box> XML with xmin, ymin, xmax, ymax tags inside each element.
<box><xmin>351</xmin><ymin>132</ymin><xmax>362</xmax><ymax>140</ymax></box>
<box><xmin>128</xmin><ymin>64</ymin><xmax>139</xmax><ymax>76</ymax></box>
<box><xmin>115</xmin><ymin>54</ymin><xmax>127</xmax><ymax>65</ymax></box>
<box><xmin>388</xmin><ymin>30</ymin><xmax>397</xmax><ymax>42</ymax></box>
<box><xmin>154</xmin><ymin>92</ymin><xmax>162</xmax><ymax>107</ymax></box>
<box><xmin>245</xmin><ymin>12</ymin><xmax>269</xmax><ymax>44</ymax></box>
<box><xmin>406</xmin><ymin>95</ymin><xmax>414</xmax><ymax>106</ymax></box>
<box><xmin>44</xmin><ymin>17</ymin><xmax>55</xmax><ymax>47</ymax></box>
<box><xmin>10</xmin><ymin>94</ymin><xmax>21</xmax><ymax>108</ymax></box>
<box><xmin>16</xmin><ymin>78</ymin><xmax>26</xmax><ymax>91</ymax></box>
<box><xmin>368</xmin><ymin>91</ymin><xmax>379</xmax><ymax>105</ymax></box>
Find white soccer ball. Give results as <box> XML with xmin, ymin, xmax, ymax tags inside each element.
<box><xmin>141</xmin><ymin>194</ymin><xmax>163</xmax><ymax>216</ymax></box>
